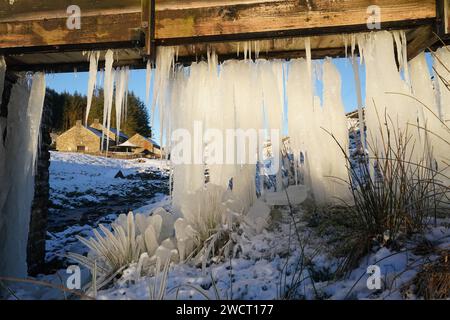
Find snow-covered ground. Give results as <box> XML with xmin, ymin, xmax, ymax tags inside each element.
<box><xmin>45</xmin><ymin>152</ymin><xmax>170</xmax><ymax>270</ymax></box>
<box><xmin>4</xmin><ymin>152</ymin><xmax>449</xmax><ymax>300</ymax></box>
<box><xmin>50</xmin><ymin>152</ymin><xmax>169</xmax><ymax>209</ymax></box>
<box><xmin>95</xmin><ymin>210</ymin><xmax>449</xmax><ymax>300</ymax></box>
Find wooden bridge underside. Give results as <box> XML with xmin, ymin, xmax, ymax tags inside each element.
<box><xmin>0</xmin><ymin>0</ymin><xmax>448</xmax><ymax>72</ymax></box>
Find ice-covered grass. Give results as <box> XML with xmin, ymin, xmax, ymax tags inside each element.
<box><xmin>95</xmin><ymin>206</ymin><xmax>449</xmax><ymax>300</ymax></box>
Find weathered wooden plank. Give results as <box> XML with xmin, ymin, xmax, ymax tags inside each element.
<box><xmin>155</xmin><ymin>0</ymin><xmax>436</xmax><ymax>41</ymax></box>
<box><xmin>0</xmin><ymin>0</ymin><xmax>437</xmax><ymax>51</ymax></box>
<box><xmin>0</xmin><ymin>12</ymin><xmax>143</xmax><ymax>52</ymax></box>
<box><xmin>0</xmin><ymin>0</ymin><xmax>141</xmax><ymax>21</ymax></box>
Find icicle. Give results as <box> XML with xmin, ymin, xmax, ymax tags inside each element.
<box><xmin>359</xmin><ymin>31</ymin><xmax>420</xmax><ymax>165</ymax></box>
<box><xmin>351</xmin><ymin>34</ymin><xmax>356</xmax><ymax>59</ymax></box>
<box><xmin>254</xmin><ymin>41</ymin><xmax>260</xmax><ymax>59</ymax></box>
<box><xmin>351</xmin><ymin>55</ymin><xmax>366</xmax><ymax>150</ymax></box>
<box><xmin>243</xmin><ymin>42</ymin><xmax>248</xmax><ymax>60</ymax></box>
<box><xmin>237</xmin><ymin>42</ymin><xmax>240</xmax><ymax>57</ymax></box>
<box><xmin>115</xmin><ymin>67</ymin><xmax>129</xmax><ymax>143</ymax></box>
<box><xmin>432</xmin><ymin>47</ymin><xmax>450</xmax><ymax>178</ymax></box>
<box><xmin>102</xmin><ymin>50</ymin><xmax>115</xmax><ymax>153</ymax></box>
<box><xmin>400</xmin><ymin>31</ymin><xmax>410</xmax><ymax>87</ymax></box>
<box><xmin>321</xmin><ymin>59</ymin><xmax>350</xmax><ymax>202</ymax></box>
<box><xmin>305</xmin><ymin>37</ymin><xmax>312</xmax><ymax>78</ymax></box>
<box><xmin>343</xmin><ymin>35</ymin><xmax>348</xmax><ymax>59</ymax></box>
<box><xmin>85</xmin><ymin>51</ymin><xmax>100</xmax><ymax>125</ymax></box>
<box><xmin>151</xmin><ymin>46</ymin><xmax>176</xmax><ymax>132</ymax></box>
<box><xmin>0</xmin><ymin>56</ymin><xmax>5</xmax><ymax>100</ymax></box>
<box><xmin>0</xmin><ymin>73</ymin><xmax>45</xmax><ymax>278</ymax></box>
<box><xmin>146</xmin><ymin>60</ymin><xmax>152</xmax><ymax>105</ymax></box>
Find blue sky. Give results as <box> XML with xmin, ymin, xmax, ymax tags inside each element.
<box><xmin>46</xmin><ymin>55</ymin><xmax>432</xmax><ymax>141</ymax></box>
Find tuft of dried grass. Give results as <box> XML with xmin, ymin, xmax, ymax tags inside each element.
<box><xmin>414</xmin><ymin>249</ymin><xmax>450</xmax><ymax>299</ymax></box>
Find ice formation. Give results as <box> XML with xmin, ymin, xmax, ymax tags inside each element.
<box><xmin>0</xmin><ymin>56</ymin><xmax>5</xmax><ymax>99</ymax></box>
<box><xmin>97</xmin><ymin>51</ymin><xmax>131</xmax><ymax>149</ymax></box>
<box><xmin>430</xmin><ymin>47</ymin><xmax>450</xmax><ymax>178</ymax></box>
<box><xmin>85</xmin><ymin>51</ymin><xmax>100</xmax><ymax>125</ymax></box>
<box><xmin>74</xmin><ymin>30</ymin><xmax>450</xmax><ymax>279</ymax></box>
<box><xmin>0</xmin><ymin>73</ymin><xmax>46</xmax><ymax>278</ymax></box>
<box><xmin>351</xmin><ymin>56</ymin><xmax>366</xmax><ymax>149</ymax></box>
<box><xmin>101</xmin><ymin>50</ymin><xmax>115</xmax><ymax>152</ymax></box>
<box><xmin>114</xmin><ymin>67</ymin><xmax>129</xmax><ymax>142</ymax></box>
<box><xmin>287</xmin><ymin>57</ymin><xmax>350</xmax><ymax>204</ymax></box>
<box><xmin>357</xmin><ymin>32</ymin><xmax>415</xmax><ymax>151</ymax></box>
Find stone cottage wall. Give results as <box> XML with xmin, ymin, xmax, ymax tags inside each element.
<box><xmin>56</xmin><ymin>123</ymin><xmax>101</xmax><ymax>153</ymax></box>
<box><xmin>128</xmin><ymin>133</ymin><xmax>154</xmax><ymax>154</ymax></box>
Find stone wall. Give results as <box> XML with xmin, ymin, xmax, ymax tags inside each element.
<box><xmin>128</xmin><ymin>133</ymin><xmax>155</xmax><ymax>154</ymax></box>
<box><xmin>56</xmin><ymin>121</ymin><xmax>101</xmax><ymax>153</ymax></box>
<box><xmin>27</xmin><ymin>97</ymin><xmax>52</xmax><ymax>276</ymax></box>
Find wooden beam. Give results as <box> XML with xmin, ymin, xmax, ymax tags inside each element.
<box><xmin>155</xmin><ymin>0</ymin><xmax>436</xmax><ymax>43</ymax></box>
<box><xmin>407</xmin><ymin>25</ymin><xmax>439</xmax><ymax>60</ymax></box>
<box><xmin>0</xmin><ymin>1</ymin><xmax>141</xmax><ymax>21</ymax></box>
<box><xmin>0</xmin><ymin>0</ymin><xmax>441</xmax><ymax>72</ymax></box>
<box><xmin>0</xmin><ymin>0</ymin><xmax>437</xmax><ymax>50</ymax></box>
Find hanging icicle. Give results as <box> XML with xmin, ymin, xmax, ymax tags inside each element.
<box><xmin>102</xmin><ymin>50</ymin><xmax>115</xmax><ymax>153</ymax></box>
<box><xmin>145</xmin><ymin>60</ymin><xmax>152</xmax><ymax>105</ymax></box>
<box><xmin>114</xmin><ymin>67</ymin><xmax>129</xmax><ymax>143</ymax></box>
<box><xmin>85</xmin><ymin>51</ymin><xmax>100</xmax><ymax>125</ymax></box>
<box><xmin>351</xmin><ymin>54</ymin><xmax>366</xmax><ymax>151</ymax></box>
<box><xmin>0</xmin><ymin>73</ymin><xmax>46</xmax><ymax>278</ymax></box>
<box><xmin>0</xmin><ymin>56</ymin><xmax>5</xmax><ymax>100</ymax></box>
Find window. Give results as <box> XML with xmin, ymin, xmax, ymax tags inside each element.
<box><xmin>77</xmin><ymin>145</ymin><xmax>86</xmax><ymax>152</ymax></box>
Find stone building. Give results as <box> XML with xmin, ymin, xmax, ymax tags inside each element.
<box><xmin>126</xmin><ymin>133</ymin><xmax>162</xmax><ymax>158</ymax></box>
<box><xmin>56</xmin><ymin>120</ymin><xmax>114</xmax><ymax>153</ymax></box>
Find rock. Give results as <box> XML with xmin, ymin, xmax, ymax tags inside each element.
<box><xmin>114</xmin><ymin>170</ymin><xmax>125</xmax><ymax>179</ymax></box>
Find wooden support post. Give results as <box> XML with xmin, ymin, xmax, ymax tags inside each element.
<box><xmin>141</xmin><ymin>0</ymin><xmax>156</xmax><ymax>62</ymax></box>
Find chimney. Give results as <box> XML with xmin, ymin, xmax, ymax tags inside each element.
<box><xmin>76</xmin><ymin>120</ymin><xmax>82</xmax><ymax>127</ymax></box>
<box><xmin>94</xmin><ymin>119</ymin><xmax>99</xmax><ymax>125</ymax></box>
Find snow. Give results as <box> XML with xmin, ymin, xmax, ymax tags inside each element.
<box><xmin>94</xmin><ymin>211</ymin><xmax>449</xmax><ymax>301</ymax></box>
<box><xmin>2</xmin><ymin>30</ymin><xmax>449</xmax><ymax>300</ymax></box>
<box><xmin>50</xmin><ymin>152</ymin><xmax>167</xmax><ymax>197</ymax></box>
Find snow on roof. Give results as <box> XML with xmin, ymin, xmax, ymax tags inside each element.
<box><xmin>117</xmin><ymin>141</ymin><xmax>139</xmax><ymax>148</ymax></box>
<box><xmin>87</xmin><ymin>127</ymin><xmax>115</xmax><ymax>141</ymax></box>
<box><xmin>149</xmin><ymin>138</ymin><xmax>160</xmax><ymax>149</ymax></box>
